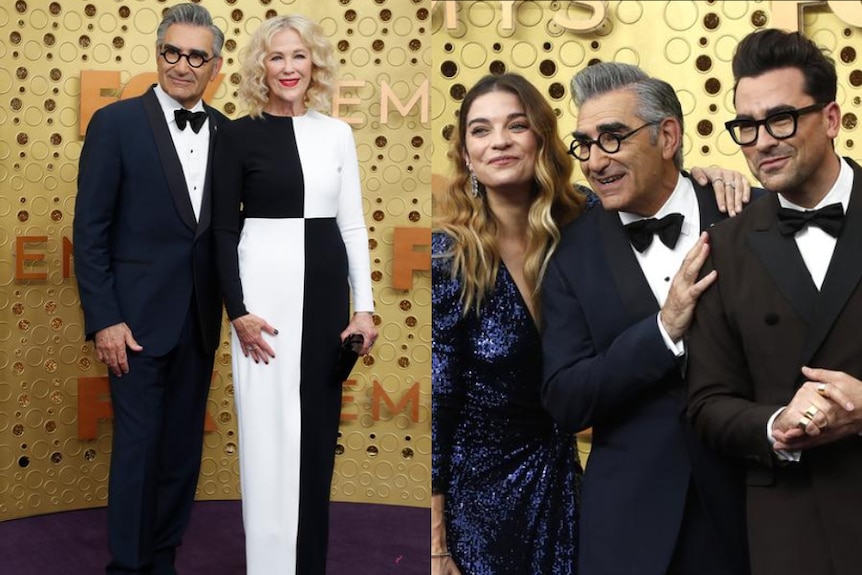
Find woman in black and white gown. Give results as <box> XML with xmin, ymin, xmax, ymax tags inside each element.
<box><xmin>212</xmin><ymin>14</ymin><xmax>377</xmax><ymax>575</ymax></box>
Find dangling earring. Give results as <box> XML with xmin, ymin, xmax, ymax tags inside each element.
<box><xmin>467</xmin><ymin>163</ymin><xmax>479</xmax><ymax>197</ymax></box>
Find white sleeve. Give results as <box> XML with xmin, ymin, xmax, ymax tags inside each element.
<box><xmin>335</xmin><ymin>123</ymin><xmax>374</xmax><ymax>312</ymax></box>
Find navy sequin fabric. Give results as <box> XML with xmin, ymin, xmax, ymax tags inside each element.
<box><xmin>432</xmin><ymin>232</ymin><xmax>581</xmax><ymax>575</ymax></box>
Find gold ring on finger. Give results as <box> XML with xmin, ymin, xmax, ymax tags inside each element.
<box><xmin>798</xmin><ymin>415</ymin><xmax>812</xmax><ymax>430</ymax></box>
<box><xmin>816</xmin><ymin>383</ymin><xmax>828</xmax><ymax>397</ymax></box>
<box><xmin>805</xmin><ymin>405</ymin><xmax>819</xmax><ymax>419</ymax></box>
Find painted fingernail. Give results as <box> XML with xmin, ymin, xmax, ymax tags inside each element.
<box><xmin>273</xmin><ymin>329</ymin><xmax>279</xmax><ymax>335</ymax></box>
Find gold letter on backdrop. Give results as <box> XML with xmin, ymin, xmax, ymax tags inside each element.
<box><xmin>79</xmin><ymin>71</ymin><xmax>121</xmax><ymax>137</ymax></box>
<box><xmin>380</xmin><ymin>79</ymin><xmax>429</xmax><ymax>124</ymax></box>
<box><xmin>333</xmin><ymin>80</ymin><xmax>366</xmax><ymax>125</ymax></box>
<box><xmin>372</xmin><ymin>381</ymin><xmax>420</xmax><ymax>422</ymax></box>
<box><xmin>553</xmin><ymin>1</ymin><xmax>609</xmax><ymax>33</ymax></box>
<box><xmin>431</xmin><ymin>0</ymin><xmax>458</xmax><ymax>30</ymax></box>
<box><xmin>15</xmin><ymin>236</ymin><xmax>48</xmax><ymax>281</ymax></box>
<box><xmin>392</xmin><ymin>227</ymin><xmax>431</xmax><ymax>290</ymax></box>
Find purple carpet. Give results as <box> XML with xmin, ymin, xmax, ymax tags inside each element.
<box><xmin>0</xmin><ymin>500</ymin><xmax>429</xmax><ymax>574</ymax></box>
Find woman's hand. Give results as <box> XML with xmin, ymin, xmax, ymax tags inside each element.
<box><xmin>432</xmin><ymin>494</ymin><xmax>462</xmax><ymax>575</ymax></box>
<box><xmin>340</xmin><ymin>311</ymin><xmax>377</xmax><ymax>355</ymax></box>
<box><xmin>231</xmin><ymin>313</ymin><xmax>278</xmax><ymax>364</ymax></box>
<box><xmin>690</xmin><ymin>165</ymin><xmax>751</xmax><ymax>217</ymax></box>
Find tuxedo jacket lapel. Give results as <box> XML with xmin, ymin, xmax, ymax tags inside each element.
<box><xmin>600</xmin><ymin>208</ymin><xmax>659</xmax><ymax>323</ymax></box>
<box><xmin>142</xmin><ymin>87</ymin><xmax>197</xmax><ymax>232</ymax></box>
<box><xmin>689</xmin><ymin>172</ymin><xmax>724</xmax><ymax>230</ymax></box>
<box><xmin>195</xmin><ymin>105</ymin><xmax>219</xmax><ymax>238</ymax></box>
<box><xmin>747</xmin><ymin>193</ymin><xmax>818</xmax><ymax>326</ymax></box>
<box><xmin>799</xmin><ymin>159</ymin><xmax>862</xmax><ymax>365</ymax></box>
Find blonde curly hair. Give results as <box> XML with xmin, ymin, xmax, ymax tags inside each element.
<box><xmin>238</xmin><ymin>15</ymin><xmax>338</xmax><ymax>117</ymax></box>
<box><xmin>434</xmin><ymin>73</ymin><xmax>586</xmax><ymax>319</ymax></box>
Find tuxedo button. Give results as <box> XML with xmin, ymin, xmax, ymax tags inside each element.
<box><xmin>764</xmin><ymin>313</ymin><xmax>779</xmax><ymax>326</ymax></box>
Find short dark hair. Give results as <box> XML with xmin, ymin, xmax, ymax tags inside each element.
<box><xmin>731</xmin><ymin>29</ymin><xmax>836</xmax><ymax>105</ymax></box>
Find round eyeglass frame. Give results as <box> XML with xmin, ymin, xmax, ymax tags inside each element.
<box><xmin>567</xmin><ymin>121</ymin><xmax>659</xmax><ymax>161</ymax></box>
<box><xmin>159</xmin><ymin>47</ymin><xmax>213</xmax><ymax>69</ymax></box>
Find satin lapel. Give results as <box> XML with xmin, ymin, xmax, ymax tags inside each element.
<box><xmin>600</xmin><ymin>209</ymin><xmax>659</xmax><ymax>323</ymax></box>
<box><xmin>687</xmin><ymin>172</ymin><xmax>725</xmax><ymax>230</ymax></box>
<box><xmin>141</xmin><ymin>87</ymin><xmax>197</xmax><ymax>232</ymax></box>
<box><xmin>195</xmin><ymin>104</ymin><xmax>219</xmax><ymax>239</ymax></box>
<box><xmin>799</xmin><ymin>158</ymin><xmax>862</xmax><ymax>365</ymax></box>
<box><xmin>746</xmin><ymin>193</ymin><xmax>818</xmax><ymax>324</ymax></box>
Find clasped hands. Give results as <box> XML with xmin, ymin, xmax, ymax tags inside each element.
<box><xmin>772</xmin><ymin>366</ymin><xmax>862</xmax><ymax>451</ymax></box>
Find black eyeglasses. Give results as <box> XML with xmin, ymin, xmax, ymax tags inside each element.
<box><xmin>568</xmin><ymin>121</ymin><xmax>659</xmax><ymax>161</ymax></box>
<box><xmin>159</xmin><ymin>46</ymin><xmax>213</xmax><ymax>69</ymax></box>
<box><xmin>724</xmin><ymin>102</ymin><xmax>829</xmax><ymax>146</ymax></box>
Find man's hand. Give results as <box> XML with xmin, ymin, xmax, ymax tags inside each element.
<box><xmin>690</xmin><ymin>165</ymin><xmax>752</xmax><ymax>217</ymax></box>
<box><xmin>660</xmin><ymin>232</ymin><xmax>717</xmax><ymax>342</ymax></box>
<box><xmin>94</xmin><ymin>322</ymin><xmax>143</xmax><ymax>377</ymax></box>
<box><xmin>773</xmin><ymin>366</ymin><xmax>862</xmax><ymax>450</ymax></box>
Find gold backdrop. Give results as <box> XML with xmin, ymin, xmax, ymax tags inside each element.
<box><xmin>431</xmin><ymin>0</ymin><xmax>862</xmax><ymax>464</ymax></box>
<box><xmin>1</xmin><ymin>0</ymin><xmax>431</xmax><ymax>521</ymax></box>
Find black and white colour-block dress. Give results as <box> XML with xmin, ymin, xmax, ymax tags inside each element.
<box><xmin>212</xmin><ymin>110</ymin><xmax>374</xmax><ymax>575</ymax></box>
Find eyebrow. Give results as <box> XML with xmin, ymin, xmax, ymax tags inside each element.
<box><xmin>466</xmin><ymin>112</ymin><xmax>528</xmax><ymax>127</ymax></box>
<box><xmin>732</xmin><ymin>104</ymin><xmax>800</xmax><ymax>121</ymax></box>
<box><xmin>162</xmin><ymin>43</ymin><xmax>210</xmax><ymax>58</ymax></box>
<box><xmin>573</xmin><ymin>120</ymin><xmax>630</xmax><ymax>139</ymax></box>
<box><xmin>268</xmin><ymin>47</ymin><xmax>310</xmax><ymax>56</ymax></box>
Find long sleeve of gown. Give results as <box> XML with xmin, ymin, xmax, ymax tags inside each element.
<box><xmin>211</xmin><ymin>120</ymin><xmax>248</xmax><ymax>320</ymax></box>
<box><xmin>431</xmin><ymin>233</ymin><xmax>467</xmax><ymax>493</ymax></box>
<box><xmin>334</xmin><ymin>123</ymin><xmax>374</xmax><ymax>312</ymax></box>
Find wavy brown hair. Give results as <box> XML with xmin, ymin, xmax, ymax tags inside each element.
<box><xmin>238</xmin><ymin>15</ymin><xmax>338</xmax><ymax>118</ymax></box>
<box><xmin>434</xmin><ymin>73</ymin><xmax>585</xmax><ymax>319</ymax></box>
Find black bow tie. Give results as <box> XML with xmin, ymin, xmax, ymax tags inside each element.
<box><xmin>174</xmin><ymin>109</ymin><xmax>207</xmax><ymax>133</ymax></box>
<box><xmin>624</xmin><ymin>213</ymin><xmax>685</xmax><ymax>253</ymax></box>
<box><xmin>776</xmin><ymin>203</ymin><xmax>844</xmax><ymax>237</ymax></box>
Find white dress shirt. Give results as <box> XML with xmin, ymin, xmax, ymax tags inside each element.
<box><xmin>767</xmin><ymin>156</ymin><xmax>853</xmax><ymax>461</ymax></box>
<box><xmin>153</xmin><ymin>84</ymin><xmax>210</xmax><ymax>222</ymax></box>
<box><xmin>619</xmin><ymin>173</ymin><xmax>701</xmax><ymax>355</ymax></box>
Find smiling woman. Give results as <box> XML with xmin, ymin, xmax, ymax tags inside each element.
<box><xmin>211</xmin><ymin>14</ymin><xmax>377</xmax><ymax>575</ymax></box>
<box><xmin>431</xmin><ymin>73</ymin><xmax>587</xmax><ymax>575</ymax></box>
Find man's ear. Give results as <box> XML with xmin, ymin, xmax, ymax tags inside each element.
<box><xmin>210</xmin><ymin>56</ymin><xmax>224</xmax><ymax>80</ymax></box>
<box><xmin>659</xmin><ymin>117</ymin><xmax>682</xmax><ymax>162</ymax></box>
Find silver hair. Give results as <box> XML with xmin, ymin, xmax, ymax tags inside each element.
<box><xmin>156</xmin><ymin>3</ymin><xmax>225</xmax><ymax>59</ymax></box>
<box><xmin>571</xmin><ymin>62</ymin><xmax>685</xmax><ymax>169</ymax></box>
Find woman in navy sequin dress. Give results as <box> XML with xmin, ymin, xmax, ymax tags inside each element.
<box><xmin>431</xmin><ymin>74</ymin><xmax>588</xmax><ymax>575</ymax></box>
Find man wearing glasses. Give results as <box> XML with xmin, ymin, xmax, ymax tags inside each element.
<box><xmin>688</xmin><ymin>29</ymin><xmax>862</xmax><ymax>575</ymax></box>
<box><xmin>73</xmin><ymin>4</ymin><xmax>225</xmax><ymax>573</ymax></box>
<box><xmin>541</xmin><ymin>61</ymin><xmax>752</xmax><ymax>575</ymax></box>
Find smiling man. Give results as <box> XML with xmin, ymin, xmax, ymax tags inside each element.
<box><xmin>73</xmin><ymin>4</ymin><xmax>225</xmax><ymax>574</ymax></box>
<box><xmin>687</xmin><ymin>29</ymin><xmax>862</xmax><ymax>575</ymax></box>
<box><xmin>541</xmin><ymin>62</ymin><xmax>751</xmax><ymax>575</ymax></box>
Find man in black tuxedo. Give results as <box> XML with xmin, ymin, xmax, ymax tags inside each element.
<box><xmin>688</xmin><ymin>29</ymin><xmax>862</xmax><ymax>575</ymax></box>
<box><xmin>73</xmin><ymin>4</ymin><xmax>226</xmax><ymax>573</ymax></box>
<box><xmin>542</xmin><ymin>62</ymin><xmax>750</xmax><ymax>575</ymax></box>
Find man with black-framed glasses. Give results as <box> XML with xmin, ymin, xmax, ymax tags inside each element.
<box><xmin>688</xmin><ymin>28</ymin><xmax>862</xmax><ymax>575</ymax></box>
<box><xmin>74</xmin><ymin>4</ymin><xmax>226</xmax><ymax>573</ymax></box>
<box><xmin>541</xmin><ymin>61</ymin><xmax>752</xmax><ymax>575</ymax></box>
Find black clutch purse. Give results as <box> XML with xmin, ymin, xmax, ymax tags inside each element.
<box><xmin>335</xmin><ymin>333</ymin><xmax>364</xmax><ymax>383</ymax></box>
